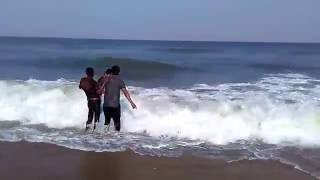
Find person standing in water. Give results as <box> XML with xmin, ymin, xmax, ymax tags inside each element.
<box><xmin>79</xmin><ymin>67</ymin><xmax>101</xmax><ymax>130</ymax></box>
<box><xmin>103</xmin><ymin>65</ymin><xmax>136</xmax><ymax>131</ymax></box>
<box><xmin>97</xmin><ymin>68</ymin><xmax>112</xmax><ymax>126</ymax></box>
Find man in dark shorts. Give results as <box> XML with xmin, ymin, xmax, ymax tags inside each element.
<box><xmin>103</xmin><ymin>65</ymin><xmax>136</xmax><ymax>131</ymax></box>
<box><xmin>79</xmin><ymin>67</ymin><xmax>101</xmax><ymax>130</ymax></box>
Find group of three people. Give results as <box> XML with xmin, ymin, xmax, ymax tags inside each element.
<box><xmin>79</xmin><ymin>65</ymin><xmax>136</xmax><ymax>131</ymax></box>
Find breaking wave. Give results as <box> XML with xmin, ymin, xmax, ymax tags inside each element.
<box><xmin>1</xmin><ymin>73</ymin><xmax>320</xmax><ymax>146</ymax></box>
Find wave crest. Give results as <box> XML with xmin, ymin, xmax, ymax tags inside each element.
<box><xmin>0</xmin><ymin>73</ymin><xmax>320</xmax><ymax>146</ymax></box>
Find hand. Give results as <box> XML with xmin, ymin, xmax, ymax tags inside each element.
<box><xmin>131</xmin><ymin>102</ymin><xmax>137</xmax><ymax>109</ymax></box>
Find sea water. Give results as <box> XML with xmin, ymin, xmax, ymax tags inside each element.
<box><xmin>1</xmin><ymin>36</ymin><xmax>320</xmax><ymax>177</ymax></box>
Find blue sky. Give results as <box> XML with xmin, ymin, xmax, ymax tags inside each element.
<box><xmin>1</xmin><ymin>0</ymin><xmax>319</xmax><ymax>42</ymax></box>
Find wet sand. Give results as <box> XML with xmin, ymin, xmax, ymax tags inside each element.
<box><xmin>0</xmin><ymin>141</ymin><xmax>316</xmax><ymax>180</ymax></box>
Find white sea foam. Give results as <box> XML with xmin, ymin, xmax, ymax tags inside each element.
<box><xmin>0</xmin><ymin>79</ymin><xmax>86</xmax><ymax>128</ymax></box>
<box><xmin>0</xmin><ymin>73</ymin><xmax>320</xmax><ymax>146</ymax></box>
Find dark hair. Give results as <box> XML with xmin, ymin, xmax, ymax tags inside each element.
<box><xmin>86</xmin><ymin>67</ymin><xmax>94</xmax><ymax>77</ymax></box>
<box><xmin>105</xmin><ymin>68</ymin><xmax>112</xmax><ymax>75</ymax></box>
<box><xmin>111</xmin><ymin>65</ymin><xmax>120</xmax><ymax>75</ymax></box>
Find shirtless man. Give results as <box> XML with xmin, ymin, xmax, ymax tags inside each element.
<box><xmin>79</xmin><ymin>67</ymin><xmax>101</xmax><ymax>130</ymax></box>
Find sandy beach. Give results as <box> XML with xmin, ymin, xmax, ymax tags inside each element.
<box><xmin>0</xmin><ymin>141</ymin><xmax>316</xmax><ymax>180</ymax></box>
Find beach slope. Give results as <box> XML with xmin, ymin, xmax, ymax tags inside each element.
<box><xmin>0</xmin><ymin>141</ymin><xmax>315</xmax><ymax>180</ymax></box>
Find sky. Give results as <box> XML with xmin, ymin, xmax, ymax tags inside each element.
<box><xmin>1</xmin><ymin>0</ymin><xmax>320</xmax><ymax>42</ymax></box>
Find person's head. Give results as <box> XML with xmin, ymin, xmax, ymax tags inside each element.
<box><xmin>105</xmin><ymin>68</ymin><xmax>112</xmax><ymax>75</ymax></box>
<box><xmin>111</xmin><ymin>65</ymin><xmax>120</xmax><ymax>75</ymax></box>
<box><xmin>86</xmin><ymin>67</ymin><xmax>94</xmax><ymax>77</ymax></box>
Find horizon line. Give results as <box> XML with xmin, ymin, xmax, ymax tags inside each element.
<box><xmin>1</xmin><ymin>35</ymin><xmax>319</xmax><ymax>45</ymax></box>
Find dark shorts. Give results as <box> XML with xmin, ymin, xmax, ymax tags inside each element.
<box><xmin>103</xmin><ymin>106</ymin><xmax>121</xmax><ymax>131</ymax></box>
<box><xmin>87</xmin><ymin>100</ymin><xmax>101</xmax><ymax>124</ymax></box>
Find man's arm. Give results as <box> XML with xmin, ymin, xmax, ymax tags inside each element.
<box><xmin>96</xmin><ymin>77</ymin><xmax>104</xmax><ymax>95</ymax></box>
<box><xmin>97</xmin><ymin>76</ymin><xmax>110</xmax><ymax>95</ymax></box>
<box><xmin>79</xmin><ymin>78</ymin><xmax>84</xmax><ymax>89</ymax></box>
<box><xmin>121</xmin><ymin>88</ymin><xmax>137</xmax><ymax>109</ymax></box>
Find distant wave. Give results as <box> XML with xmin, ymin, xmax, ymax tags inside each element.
<box><xmin>28</xmin><ymin>57</ymin><xmax>179</xmax><ymax>69</ymax></box>
<box><xmin>288</xmin><ymin>50</ymin><xmax>320</xmax><ymax>56</ymax></box>
<box><xmin>248</xmin><ymin>63</ymin><xmax>320</xmax><ymax>72</ymax></box>
<box><xmin>149</xmin><ymin>47</ymin><xmax>216</xmax><ymax>54</ymax></box>
<box><xmin>24</xmin><ymin>57</ymin><xmax>193</xmax><ymax>79</ymax></box>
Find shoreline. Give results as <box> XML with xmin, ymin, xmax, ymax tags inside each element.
<box><xmin>0</xmin><ymin>141</ymin><xmax>316</xmax><ymax>180</ymax></box>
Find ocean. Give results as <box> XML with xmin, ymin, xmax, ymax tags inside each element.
<box><xmin>0</xmin><ymin>36</ymin><xmax>320</xmax><ymax>177</ymax></box>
